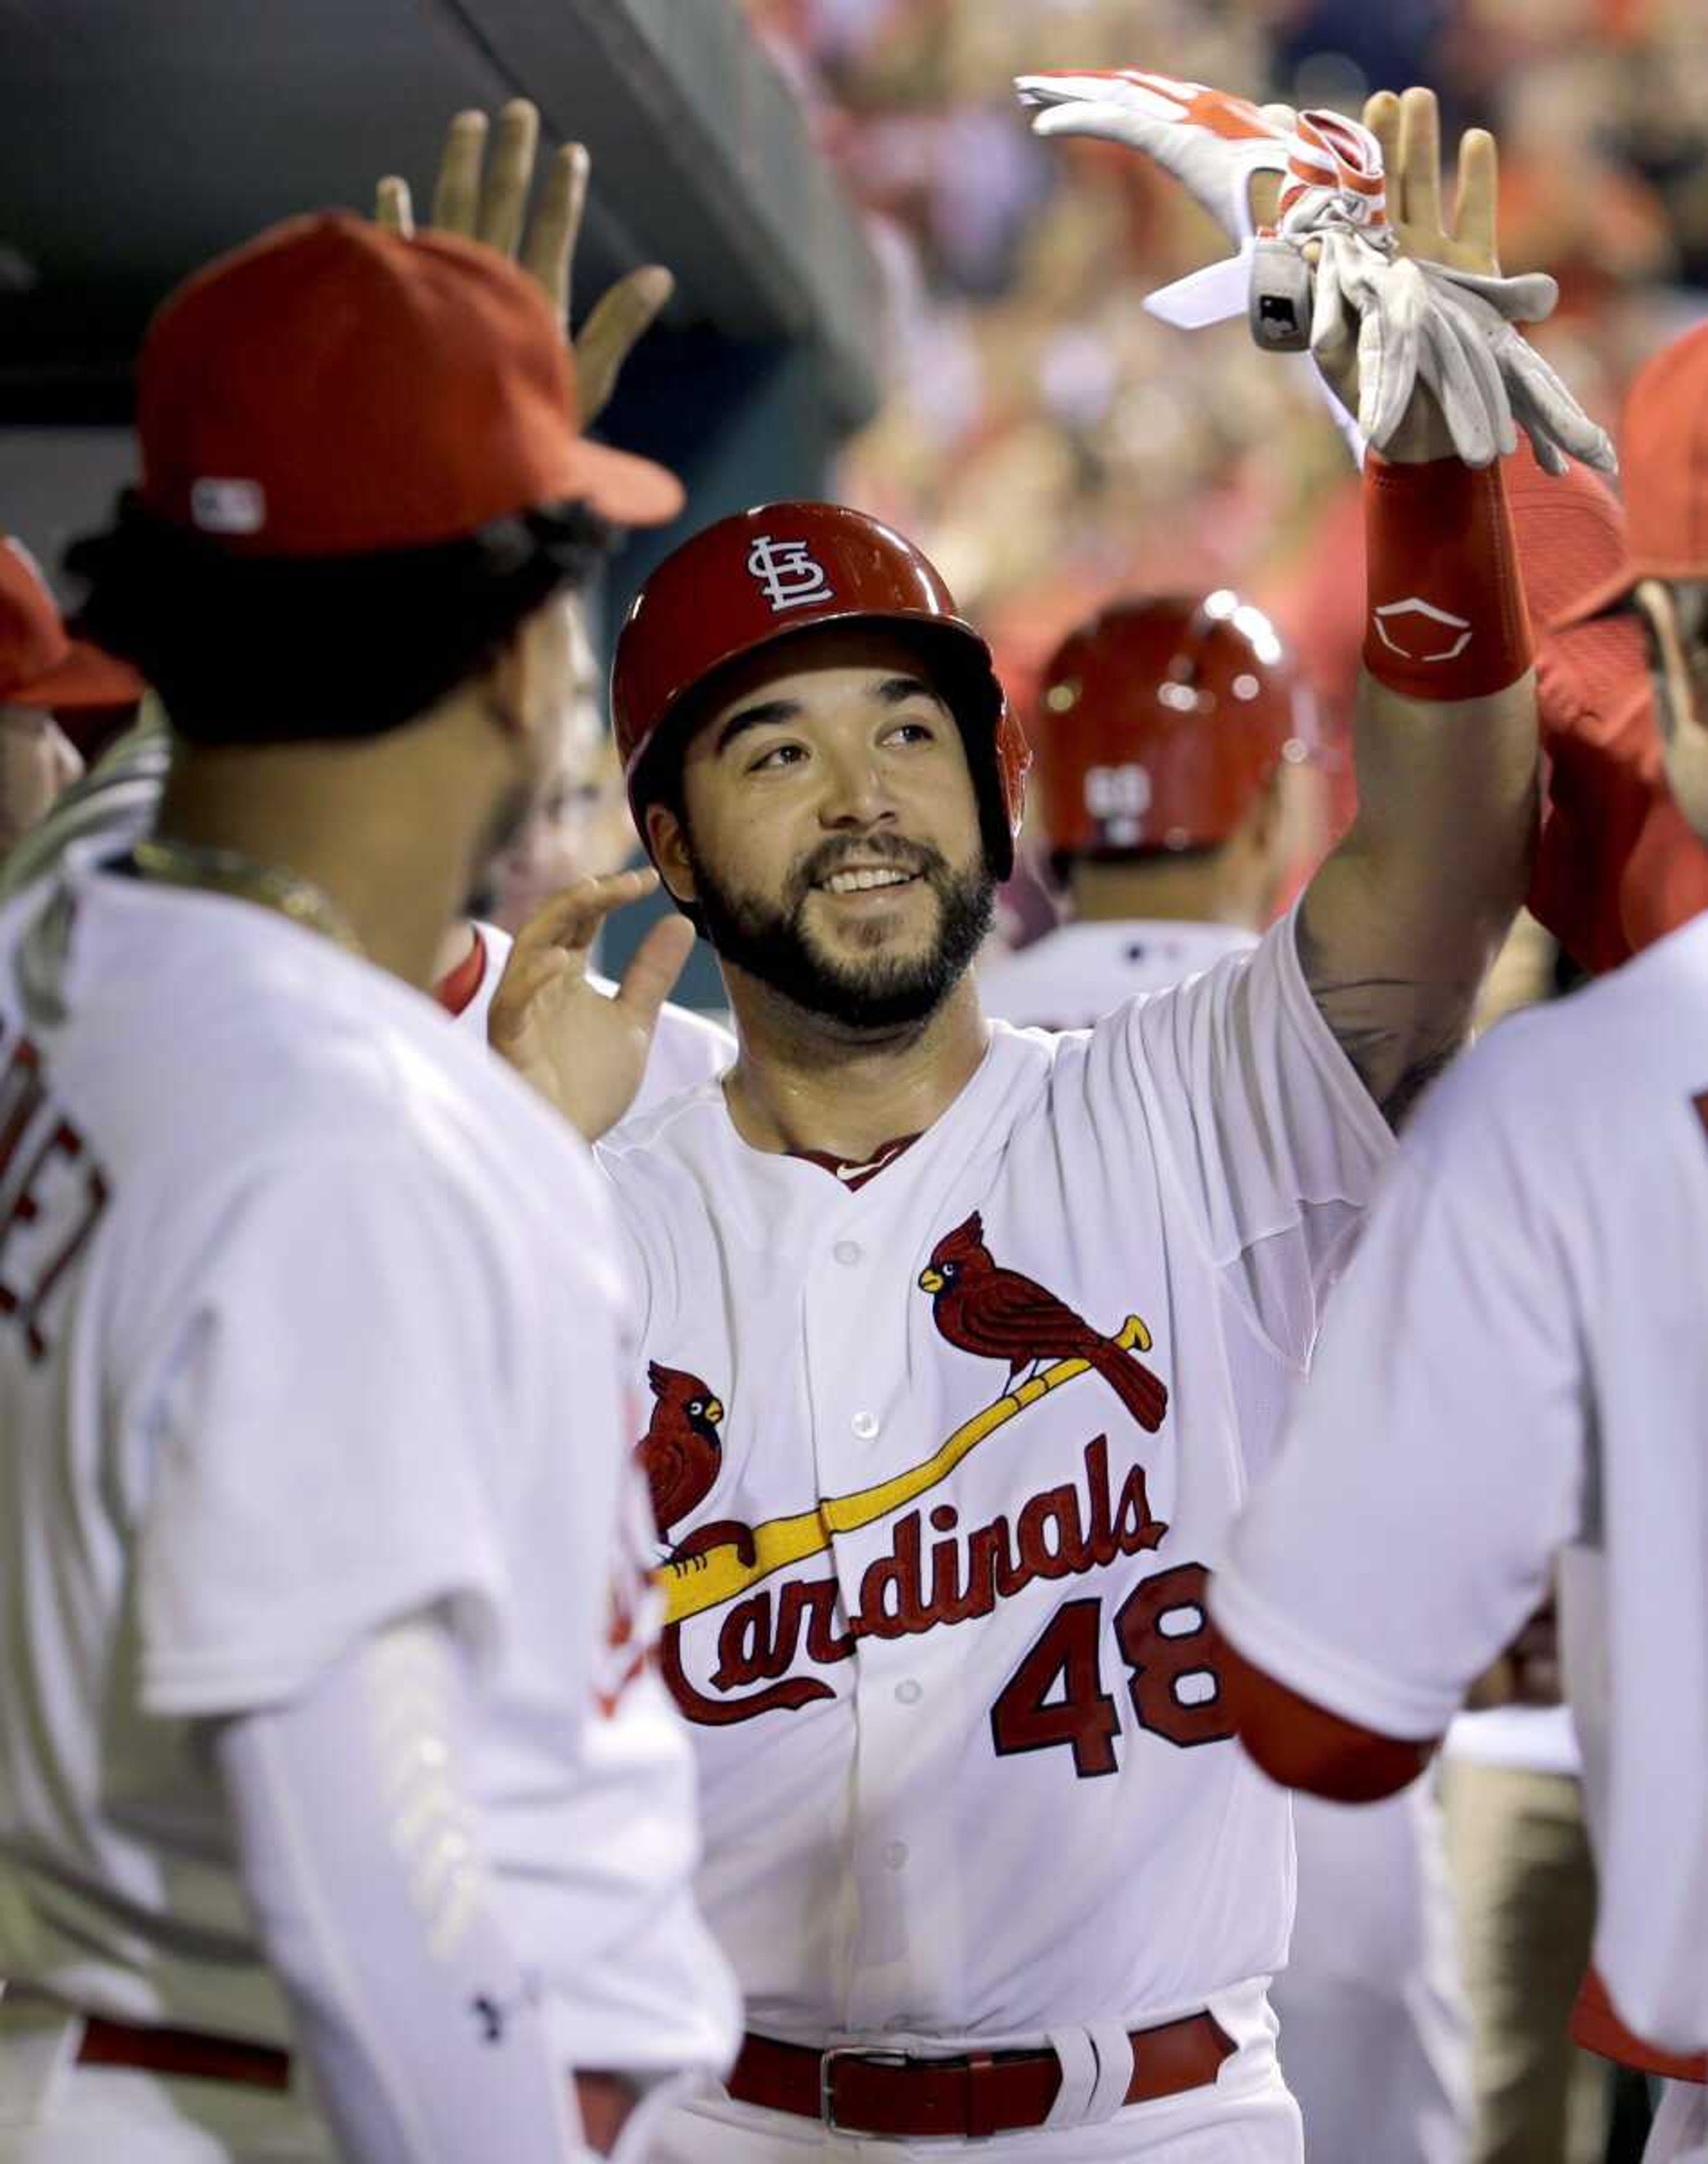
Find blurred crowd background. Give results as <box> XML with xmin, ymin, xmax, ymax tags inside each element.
<box><xmin>743</xmin><ymin>0</ymin><xmax>1708</xmax><ymax>924</ymax></box>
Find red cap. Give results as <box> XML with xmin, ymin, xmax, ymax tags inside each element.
<box><xmin>0</xmin><ymin>537</ymin><xmax>143</xmax><ymax>710</ymax></box>
<box><xmin>1553</xmin><ymin>322</ymin><xmax>1708</xmax><ymax>626</ymax></box>
<box><xmin>1509</xmin><ymin>434</ymin><xmax>1708</xmax><ymax>973</ymax></box>
<box><xmin>138</xmin><ymin>213</ymin><xmax>682</xmax><ymax>556</ymax></box>
<box><xmin>1505</xmin><ymin>438</ymin><xmax>1640</xmax><ymax>733</ymax></box>
<box><xmin>1033</xmin><ymin>592</ymin><xmax>1307</xmax><ymax>857</ymax></box>
<box><xmin>611</xmin><ymin>501</ymin><xmax>1030</xmax><ymax>878</ymax></box>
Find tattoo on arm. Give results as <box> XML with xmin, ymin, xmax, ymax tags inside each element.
<box><xmin>1293</xmin><ymin>910</ymin><xmax>1468</xmax><ymax>1129</ymax></box>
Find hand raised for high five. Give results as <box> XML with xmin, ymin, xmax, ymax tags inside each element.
<box><xmin>487</xmin><ymin>870</ymin><xmax>697</xmax><ymax>1142</ymax></box>
<box><xmin>1020</xmin><ymin>67</ymin><xmax>1613</xmax><ymax>475</ymax></box>
<box><xmin>1015</xmin><ymin>71</ymin><xmax>1296</xmax><ymax>250</ymax></box>
<box><xmin>375</xmin><ymin>98</ymin><xmax>672</xmax><ymax>427</ymax></box>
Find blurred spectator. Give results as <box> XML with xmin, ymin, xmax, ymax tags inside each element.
<box><xmin>0</xmin><ymin>536</ymin><xmax>140</xmax><ymax>858</ymax></box>
<box><xmin>479</xmin><ymin>595</ymin><xmax>638</xmax><ymax>933</ymax></box>
<box><xmin>741</xmin><ymin>0</ymin><xmax>1701</xmax><ymax>735</ymax></box>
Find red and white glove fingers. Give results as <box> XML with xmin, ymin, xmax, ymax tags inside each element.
<box><xmin>1015</xmin><ymin>69</ymin><xmax>1294</xmax><ymax>248</ymax></box>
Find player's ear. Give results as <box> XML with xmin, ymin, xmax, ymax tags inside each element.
<box><xmin>1636</xmin><ymin>578</ymin><xmax>1708</xmax><ymax>840</ymax></box>
<box><xmin>1635</xmin><ymin>579</ymin><xmax>1696</xmax><ymax>746</ymax></box>
<box><xmin>645</xmin><ymin>799</ymin><xmax>698</xmax><ymax>909</ymax></box>
<box><xmin>481</xmin><ymin>595</ymin><xmax>576</xmax><ymax>748</ymax></box>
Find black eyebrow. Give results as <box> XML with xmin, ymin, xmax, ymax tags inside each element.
<box><xmin>715</xmin><ymin>700</ymin><xmax>802</xmax><ymax>755</ymax></box>
<box><xmin>877</xmin><ymin>675</ymin><xmax>943</xmax><ymax>707</ymax></box>
<box><xmin>714</xmin><ymin>676</ymin><xmax>946</xmax><ymax>757</ymax></box>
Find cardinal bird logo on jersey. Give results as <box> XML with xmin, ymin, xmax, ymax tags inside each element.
<box><xmin>636</xmin><ymin>1362</ymin><xmax>727</xmax><ymax>1538</ymax></box>
<box><xmin>635</xmin><ymin>1360</ymin><xmax>759</xmax><ymax>1577</ymax></box>
<box><xmin>919</xmin><ymin>1212</ymin><xmax>1168</xmax><ymax>1434</ymax></box>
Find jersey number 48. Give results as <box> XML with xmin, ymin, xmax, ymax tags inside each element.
<box><xmin>989</xmin><ymin>1564</ymin><xmax>1231</xmax><ymax>1778</ymax></box>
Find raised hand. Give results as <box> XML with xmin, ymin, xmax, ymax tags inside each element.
<box><xmin>1317</xmin><ymin>88</ymin><xmax>1613</xmax><ymax>472</ymax></box>
<box><xmin>487</xmin><ymin>869</ymin><xmax>697</xmax><ymax>1140</ymax></box>
<box><xmin>375</xmin><ymin>99</ymin><xmax>672</xmax><ymax>426</ymax></box>
<box><xmin>1015</xmin><ymin>70</ymin><xmax>1295</xmax><ymax>249</ymax></box>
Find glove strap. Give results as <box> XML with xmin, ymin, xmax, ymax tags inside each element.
<box><xmin>1277</xmin><ymin>109</ymin><xmax>1389</xmax><ymax>233</ymax></box>
<box><xmin>1362</xmin><ymin>454</ymin><xmax>1533</xmax><ymax>700</ymax></box>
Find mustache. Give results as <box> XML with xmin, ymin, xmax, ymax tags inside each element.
<box><xmin>788</xmin><ymin>834</ymin><xmax>945</xmax><ymax>908</ymax></box>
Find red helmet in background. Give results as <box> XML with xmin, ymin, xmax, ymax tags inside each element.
<box><xmin>1033</xmin><ymin>591</ymin><xmax>1309</xmax><ymax>864</ymax></box>
<box><xmin>611</xmin><ymin>502</ymin><xmax>1031</xmax><ymax>879</ymax></box>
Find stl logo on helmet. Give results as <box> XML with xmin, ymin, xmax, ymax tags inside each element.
<box><xmin>746</xmin><ymin>535</ymin><xmax>835</xmax><ymax>615</ymax></box>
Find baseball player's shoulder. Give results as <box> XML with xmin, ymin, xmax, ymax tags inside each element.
<box><xmin>596</xmin><ymin>1068</ymin><xmax>729</xmax><ymax>1176</ymax></box>
<box><xmin>1423</xmin><ymin>910</ymin><xmax>1708</xmax><ymax>1142</ymax></box>
<box><xmin>981</xmin><ymin>921</ymin><xmax>1243</xmax><ymax>1031</ymax></box>
<box><xmin>977</xmin><ymin>927</ymin><xmax>1086</xmax><ymax>1029</ymax></box>
<box><xmin>1402</xmin><ymin>913</ymin><xmax>1708</xmax><ymax>1211</ymax></box>
<box><xmin>637</xmin><ymin>994</ymin><xmax>736</xmax><ymax>1103</ymax></box>
<box><xmin>93</xmin><ymin>874</ymin><xmax>586</xmax><ymax>1189</ymax></box>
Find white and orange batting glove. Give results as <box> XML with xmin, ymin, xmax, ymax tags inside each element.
<box><xmin>1016</xmin><ymin>68</ymin><xmax>1615</xmax><ymax>477</ymax></box>
<box><xmin>1014</xmin><ymin>71</ymin><xmax>1297</xmax><ymax>327</ymax></box>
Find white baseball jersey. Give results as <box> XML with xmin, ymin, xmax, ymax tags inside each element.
<box><xmin>981</xmin><ymin>918</ymin><xmax>1470</xmax><ymax>2164</ymax></box>
<box><xmin>0</xmin><ymin>742</ymin><xmax>736</xmax><ymax>1124</ymax></box>
<box><xmin>979</xmin><ymin>919</ymin><xmax>1258</xmax><ymax>1032</ymax></box>
<box><xmin>443</xmin><ymin>921</ymin><xmax>734</xmax><ymax>1116</ymax></box>
<box><xmin>600</xmin><ymin>904</ymin><xmax>1392</xmax><ymax>2077</ymax></box>
<box><xmin>0</xmin><ymin>852</ymin><xmax>736</xmax><ymax>2080</ymax></box>
<box><xmin>1214</xmin><ymin>908</ymin><xmax>1708</xmax><ymax>2066</ymax></box>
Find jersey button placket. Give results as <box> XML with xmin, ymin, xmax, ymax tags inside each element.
<box><xmin>804</xmin><ymin>1211</ymin><xmax>948</xmax><ymax>2027</ymax></box>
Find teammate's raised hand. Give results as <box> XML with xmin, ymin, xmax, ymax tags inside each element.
<box><xmin>487</xmin><ymin>869</ymin><xmax>696</xmax><ymax>1140</ymax></box>
<box><xmin>375</xmin><ymin>99</ymin><xmax>673</xmax><ymax>426</ymax></box>
<box><xmin>1305</xmin><ymin>87</ymin><xmax>1611</xmax><ymax>472</ymax></box>
<box><xmin>1016</xmin><ymin>70</ymin><xmax>1295</xmax><ymax>248</ymax></box>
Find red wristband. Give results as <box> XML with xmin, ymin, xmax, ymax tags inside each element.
<box><xmin>1362</xmin><ymin>453</ymin><xmax>1534</xmax><ymax>700</ymax></box>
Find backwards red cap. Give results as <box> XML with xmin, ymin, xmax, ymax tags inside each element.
<box><xmin>0</xmin><ymin>538</ymin><xmax>142</xmax><ymax>711</ymax></box>
<box><xmin>1554</xmin><ymin>322</ymin><xmax>1708</xmax><ymax>626</ymax></box>
<box><xmin>137</xmin><ymin>213</ymin><xmax>682</xmax><ymax>556</ymax></box>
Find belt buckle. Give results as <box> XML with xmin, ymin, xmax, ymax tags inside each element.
<box><xmin>818</xmin><ymin>2045</ymin><xmax>910</xmax><ymax>2136</ymax></box>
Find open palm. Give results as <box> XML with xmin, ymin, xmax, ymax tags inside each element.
<box><xmin>375</xmin><ymin>99</ymin><xmax>672</xmax><ymax>426</ymax></box>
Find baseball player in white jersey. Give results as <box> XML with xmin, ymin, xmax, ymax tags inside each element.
<box><xmin>490</xmin><ymin>84</ymin><xmax>1615</xmax><ymax>2161</ymax></box>
<box><xmin>1210</xmin><ymin>321</ymin><xmax>1708</xmax><ymax>2164</ymax></box>
<box><xmin>0</xmin><ymin>714</ymin><xmax>734</xmax><ymax>1112</ymax></box>
<box><xmin>977</xmin><ymin>591</ymin><xmax>1310</xmax><ymax>1032</ymax></box>
<box><xmin>2</xmin><ymin>107</ymin><xmax>733</xmax><ymax>1121</ymax></box>
<box><xmin>979</xmin><ymin>591</ymin><xmax>1471</xmax><ymax>2164</ymax></box>
<box><xmin>0</xmin><ymin>202</ymin><xmax>737</xmax><ymax>2162</ymax></box>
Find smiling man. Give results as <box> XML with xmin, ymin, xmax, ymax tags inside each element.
<box><xmin>495</xmin><ymin>86</ymin><xmax>1561</xmax><ymax>2164</ymax></box>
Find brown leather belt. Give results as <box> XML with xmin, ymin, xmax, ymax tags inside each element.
<box><xmin>77</xmin><ymin>2015</ymin><xmax>292</xmax><ymax>2090</ymax></box>
<box><xmin>73</xmin><ymin>2012</ymin><xmax>633</xmax><ymax>2151</ymax></box>
<box><xmin>729</xmin><ymin>2012</ymin><xmax>1235</xmax><ymax>2138</ymax></box>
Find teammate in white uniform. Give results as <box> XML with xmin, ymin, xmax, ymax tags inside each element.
<box><xmin>0</xmin><ymin>719</ymin><xmax>734</xmax><ymax>1111</ymax></box>
<box><xmin>0</xmin><ymin>209</ymin><xmax>736</xmax><ymax>2161</ymax></box>
<box><xmin>979</xmin><ymin>592</ymin><xmax>1470</xmax><ymax>2164</ymax></box>
<box><xmin>496</xmin><ymin>87</ymin><xmax>1565</xmax><ymax>2160</ymax></box>
<box><xmin>3</xmin><ymin>108</ymin><xmax>733</xmax><ymax>1122</ymax></box>
<box><xmin>1210</xmin><ymin>322</ymin><xmax>1708</xmax><ymax>2164</ymax></box>
<box><xmin>978</xmin><ymin>591</ymin><xmax>1305</xmax><ymax>1030</ymax></box>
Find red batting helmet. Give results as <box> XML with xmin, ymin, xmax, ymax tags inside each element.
<box><xmin>611</xmin><ymin>502</ymin><xmax>1031</xmax><ymax>879</ymax></box>
<box><xmin>1033</xmin><ymin>591</ymin><xmax>1308</xmax><ymax>862</ymax></box>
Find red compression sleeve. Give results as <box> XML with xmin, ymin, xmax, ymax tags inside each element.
<box><xmin>1362</xmin><ymin>455</ymin><xmax>1534</xmax><ymax>701</ymax></box>
<box><xmin>1216</xmin><ymin>1628</ymin><xmax>1439</xmax><ymax>1803</ymax></box>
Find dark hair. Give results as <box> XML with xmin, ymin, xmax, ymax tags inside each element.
<box><xmin>66</xmin><ymin>492</ymin><xmax>616</xmax><ymax>746</ymax></box>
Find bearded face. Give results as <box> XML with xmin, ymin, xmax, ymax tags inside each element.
<box><xmin>685</xmin><ymin>822</ymin><xmax>993</xmax><ymax>1030</ymax></box>
<box><xmin>653</xmin><ymin>629</ymin><xmax>995</xmax><ymax>1033</ymax></box>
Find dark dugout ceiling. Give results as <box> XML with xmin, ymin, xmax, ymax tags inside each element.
<box><xmin>0</xmin><ymin>0</ymin><xmax>882</xmax><ymax>426</ymax></box>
